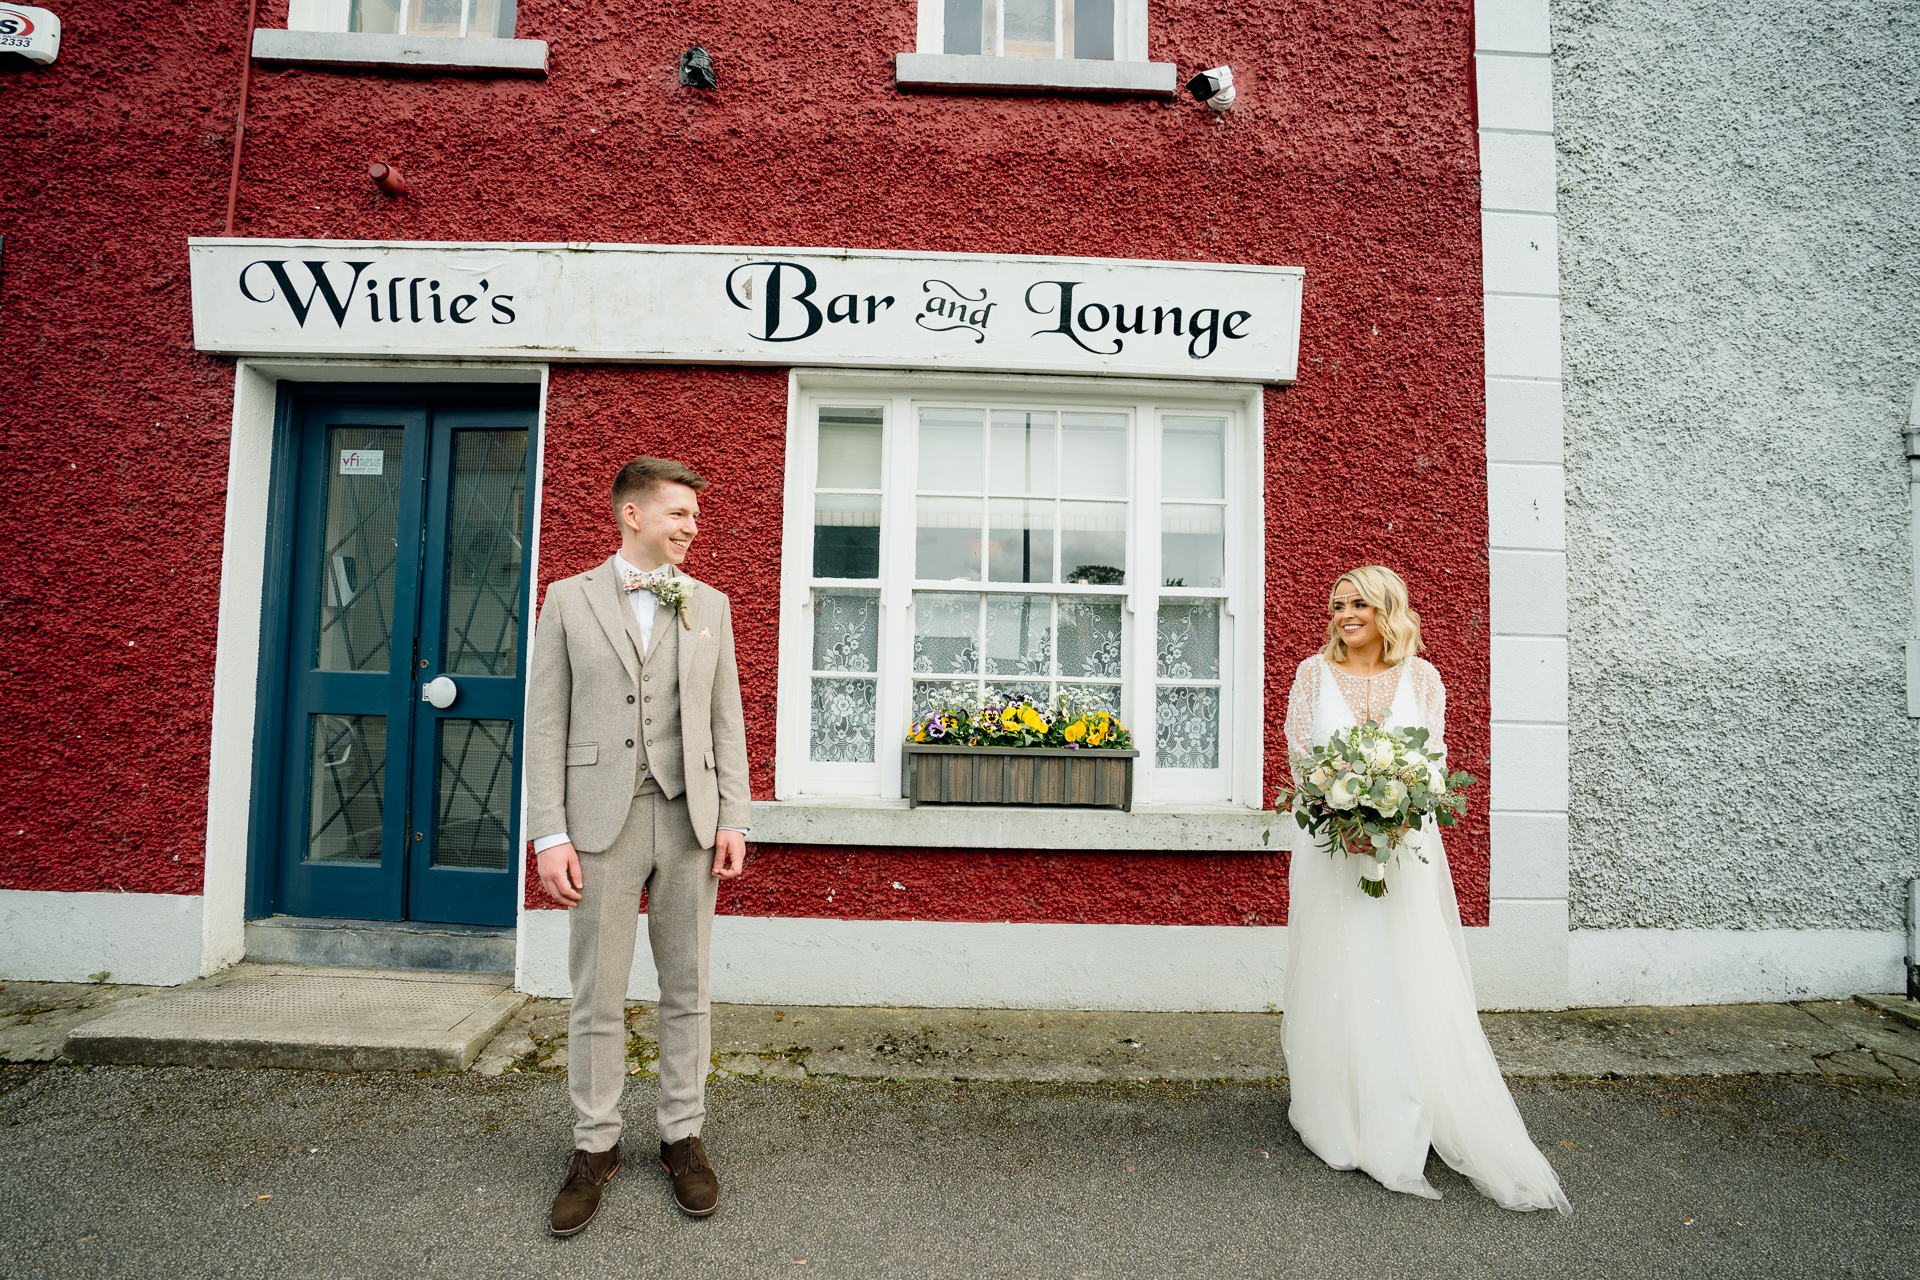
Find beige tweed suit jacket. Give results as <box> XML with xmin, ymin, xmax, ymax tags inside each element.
<box><xmin>525</xmin><ymin>556</ymin><xmax>750</xmax><ymax>852</ymax></box>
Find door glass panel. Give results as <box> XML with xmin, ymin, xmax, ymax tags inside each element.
<box><xmin>315</xmin><ymin>426</ymin><xmax>407</xmax><ymax>672</ymax></box>
<box><xmin>434</xmin><ymin>719</ymin><xmax>514</xmax><ymax>870</ymax></box>
<box><xmin>307</xmin><ymin>714</ymin><xmax>387</xmax><ymax>862</ymax></box>
<box><xmin>1003</xmin><ymin>0</ymin><xmax>1056</xmax><ymax>56</ymax></box>
<box><xmin>443</xmin><ymin>429</ymin><xmax>529</xmax><ymax>676</ymax></box>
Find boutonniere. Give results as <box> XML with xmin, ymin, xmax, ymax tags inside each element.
<box><xmin>698</xmin><ymin>628</ymin><xmax>711</xmax><ymax>639</ymax></box>
<box><xmin>650</xmin><ymin>578</ymin><xmax>693</xmax><ymax>630</ymax></box>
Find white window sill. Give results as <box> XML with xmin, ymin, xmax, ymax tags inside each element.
<box><xmin>251</xmin><ymin>29</ymin><xmax>549</xmax><ymax>76</ymax></box>
<box><xmin>895</xmin><ymin>52</ymin><xmax>1176</xmax><ymax>98</ymax></box>
<box><xmin>749</xmin><ymin>798</ymin><xmax>1273</xmax><ymax>850</ymax></box>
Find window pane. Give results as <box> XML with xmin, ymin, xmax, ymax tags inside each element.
<box><xmin>1072</xmin><ymin>0</ymin><xmax>1115</xmax><ymax>59</ymax></box>
<box><xmin>1062</xmin><ymin>682</ymin><xmax>1122</xmax><ymax>715</ymax></box>
<box><xmin>410</xmin><ymin>0</ymin><xmax>466</xmax><ymax>36</ymax></box>
<box><xmin>1161</xmin><ymin>504</ymin><xmax>1224</xmax><ymax>589</ymax></box>
<box><xmin>813</xmin><ymin>589</ymin><xmax>880</xmax><ymax>673</ymax></box>
<box><xmin>814</xmin><ymin>493</ymin><xmax>881</xmax><ymax>579</ymax></box>
<box><xmin>913</xmin><ymin>592</ymin><xmax>981</xmax><ymax>675</ymax></box>
<box><xmin>1156</xmin><ymin>687</ymin><xmax>1221</xmax><ymax>770</ymax></box>
<box><xmin>918</xmin><ymin>408</ymin><xmax>985</xmax><ymax>492</ymax></box>
<box><xmin>315</xmin><ymin>425</ymin><xmax>406</xmax><ymax>673</ymax></box>
<box><xmin>943</xmin><ymin>0</ymin><xmax>983</xmax><ymax>54</ymax></box>
<box><xmin>1004</xmin><ymin>0</ymin><xmax>1057</xmax><ymax>57</ymax></box>
<box><xmin>307</xmin><ymin>714</ymin><xmax>386</xmax><ymax>862</ymax></box>
<box><xmin>1157</xmin><ymin>600</ymin><xmax>1220</xmax><ymax>680</ymax></box>
<box><xmin>443</xmin><ymin>428</ymin><xmax>528</xmax><ymax>677</ymax></box>
<box><xmin>811</xmin><ymin>679</ymin><xmax>877</xmax><ymax>763</ymax></box>
<box><xmin>916</xmin><ymin>496</ymin><xmax>985</xmax><ymax>581</ymax></box>
<box><xmin>351</xmin><ymin>0</ymin><xmax>401</xmax><ymax>33</ymax></box>
<box><xmin>1060</xmin><ymin>501</ymin><xmax>1128</xmax><ymax>585</ymax></box>
<box><xmin>913</xmin><ymin>679</ymin><xmax>979</xmax><ymax>721</ymax></box>
<box><xmin>434</xmin><ymin>718</ymin><xmax>513</xmax><ymax>871</ymax></box>
<box><xmin>467</xmin><ymin>0</ymin><xmax>501</xmax><ymax>37</ymax></box>
<box><xmin>987</xmin><ymin>499</ymin><xmax>1055</xmax><ymax>584</ymax></box>
<box><xmin>986</xmin><ymin>594</ymin><xmax>1053</xmax><ymax>677</ymax></box>
<box><xmin>1163</xmin><ymin>416</ymin><xmax>1225</xmax><ymax>499</ymax></box>
<box><xmin>1060</xmin><ymin>413</ymin><xmax>1127</xmax><ymax>496</ymax></box>
<box><xmin>990</xmin><ymin>410</ymin><xmax>1057</xmax><ymax>494</ymax></box>
<box><xmin>987</xmin><ymin>680</ymin><xmax>1052</xmax><ymax>707</ymax></box>
<box><xmin>1058</xmin><ymin>595</ymin><xmax>1124</xmax><ymax>679</ymax></box>
<box><xmin>819</xmin><ymin>407</ymin><xmax>883</xmax><ymax>489</ymax></box>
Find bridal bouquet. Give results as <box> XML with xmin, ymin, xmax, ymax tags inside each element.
<box><xmin>1271</xmin><ymin>722</ymin><xmax>1474</xmax><ymax>898</ymax></box>
<box><xmin>906</xmin><ymin>687</ymin><xmax>1135</xmax><ymax>751</ymax></box>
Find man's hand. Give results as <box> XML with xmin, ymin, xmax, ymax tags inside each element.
<box><xmin>712</xmin><ymin>829</ymin><xmax>747</xmax><ymax>880</ymax></box>
<box><xmin>537</xmin><ymin>842</ymin><xmax>585</xmax><ymax>906</ymax></box>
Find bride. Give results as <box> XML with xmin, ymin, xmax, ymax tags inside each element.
<box><xmin>1280</xmin><ymin>565</ymin><xmax>1571</xmax><ymax>1214</ymax></box>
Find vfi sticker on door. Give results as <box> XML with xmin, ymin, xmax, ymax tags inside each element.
<box><xmin>339</xmin><ymin>449</ymin><xmax>385</xmax><ymax>476</ymax></box>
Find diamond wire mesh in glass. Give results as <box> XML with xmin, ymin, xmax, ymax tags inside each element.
<box><xmin>316</xmin><ymin>426</ymin><xmax>407</xmax><ymax>673</ymax></box>
<box><xmin>1155</xmin><ymin>686</ymin><xmax>1221</xmax><ymax>770</ymax></box>
<box><xmin>434</xmin><ymin>718</ymin><xmax>515</xmax><ymax>870</ymax></box>
<box><xmin>307</xmin><ymin>714</ymin><xmax>387</xmax><ymax>862</ymax></box>
<box><xmin>444</xmin><ymin>430</ymin><xmax>529</xmax><ymax>677</ymax></box>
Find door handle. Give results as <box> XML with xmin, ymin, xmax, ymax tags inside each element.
<box><xmin>422</xmin><ymin>676</ymin><xmax>459</xmax><ymax>709</ymax></box>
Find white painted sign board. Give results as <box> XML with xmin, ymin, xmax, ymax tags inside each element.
<box><xmin>187</xmin><ymin>239</ymin><xmax>1303</xmax><ymax>384</ymax></box>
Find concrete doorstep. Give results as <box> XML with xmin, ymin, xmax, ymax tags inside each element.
<box><xmin>5</xmin><ymin>968</ymin><xmax>1919</xmax><ymax>1081</ymax></box>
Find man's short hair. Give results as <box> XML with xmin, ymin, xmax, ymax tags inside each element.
<box><xmin>611</xmin><ymin>457</ymin><xmax>708</xmax><ymax>518</ymax></box>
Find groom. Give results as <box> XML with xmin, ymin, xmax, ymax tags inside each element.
<box><xmin>525</xmin><ymin>456</ymin><xmax>751</xmax><ymax>1238</ymax></box>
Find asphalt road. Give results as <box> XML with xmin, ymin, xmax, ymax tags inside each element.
<box><xmin>0</xmin><ymin>1065</ymin><xmax>1914</xmax><ymax>1279</ymax></box>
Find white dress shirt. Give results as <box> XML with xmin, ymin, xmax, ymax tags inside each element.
<box><xmin>532</xmin><ymin>555</ymin><xmax>747</xmax><ymax>854</ymax></box>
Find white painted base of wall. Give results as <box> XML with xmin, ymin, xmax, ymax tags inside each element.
<box><xmin>0</xmin><ymin>890</ymin><xmax>205</xmax><ymax>985</ymax></box>
<box><xmin>1570</xmin><ymin>928</ymin><xmax>1907</xmax><ymax>1007</ymax></box>
<box><xmin>518</xmin><ymin>912</ymin><xmax>1574</xmax><ymax>1012</ymax></box>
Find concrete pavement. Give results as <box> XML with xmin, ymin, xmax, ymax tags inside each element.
<box><xmin>0</xmin><ymin>1062</ymin><xmax>1914</xmax><ymax>1278</ymax></box>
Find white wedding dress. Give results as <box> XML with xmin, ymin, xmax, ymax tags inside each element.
<box><xmin>1281</xmin><ymin>653</ymin><xmax>1571</xmax><ymax>1214</ymax></box>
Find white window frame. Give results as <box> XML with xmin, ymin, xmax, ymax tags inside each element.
<box><xmin>914</xmin><ymin>0</ymin><xmax>1149</xmax><ymax>63</ymax></box>
<box><xmin>774</xmin><ymin>368</ymin><xmax>1265</xmax><ymax>811</ymax></box>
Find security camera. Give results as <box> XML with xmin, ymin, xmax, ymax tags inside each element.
<box><xmin>1185</xmin><ymin>65</ymin><xmax>1235</xmax><ymax>113</ymax></box>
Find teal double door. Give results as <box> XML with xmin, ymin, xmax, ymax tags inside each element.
<box><xmin>263</xmin><ymin>389</ymin><xmax>537</xmax><ymax>928</ymax></box>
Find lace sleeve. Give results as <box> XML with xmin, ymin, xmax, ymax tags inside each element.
<box><xmin>1411</xmin><ymin>657</ymin><xmax>1447</xmax><ymax>765</ymax></box>
<box><xmin>1283</xmin><ymin>656</ymin><xmax>1321</xmax><ymax>786</ymax></box>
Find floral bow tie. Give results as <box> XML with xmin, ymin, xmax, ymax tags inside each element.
<box><xmin>621</xmin><ymin>566</ymin><xmax>693</xmax><ymax>629</ymax></box>
<box><xmin>620</xmin><ymin>566</ymin><xmax>672</xmax><ymax>593</ymax></box>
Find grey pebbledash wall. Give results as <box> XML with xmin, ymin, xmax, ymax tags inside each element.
<box><xmin>1553</xmin><ymin>0</ymin><xmax>1920</xmax><ymax>931</ymax></box>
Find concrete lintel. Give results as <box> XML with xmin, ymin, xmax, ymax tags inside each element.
<box><xmin>749</xmin><ymin>798</ymin><xmax>1274</xmax><ymax>850</ymax></box>
<box><xmin>251</xmin><ymin>28</ymin><xmax>549</xmax><ymax>76</ymax></box>
<box><xmin>895</xmin><ymin>52</ymin><xmax>1177</xmax><ymax>98</ymax></box>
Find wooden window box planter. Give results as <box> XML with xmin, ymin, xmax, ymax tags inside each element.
<box><xmin>901</xmin><ymin>744</ymin><xmax>1138</xmax><ymax>812</ymax></box>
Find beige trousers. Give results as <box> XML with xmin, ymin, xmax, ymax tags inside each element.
<box><xmin>567</xmin><ymin>781</ymin><xmax>717</xmax><ymax>1152</ymax></box>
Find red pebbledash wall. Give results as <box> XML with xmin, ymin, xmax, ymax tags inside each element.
<box><xmin>0</xmin><ymin>0</ymin><xmax>1489</xmax><ymax>924</ymax></box>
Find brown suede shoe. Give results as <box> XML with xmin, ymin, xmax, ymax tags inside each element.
<box><xmin>549</xmin><ymin>1144</ymin><xmax>621</xmax><ymax>1237</ymax></box>
<box><xmin>659</xmin><ymin>1135</ymin><xmax>719</xmax><ymax>1216</ymax></box>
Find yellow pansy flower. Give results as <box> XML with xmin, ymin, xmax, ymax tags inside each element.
<box><xmin>1088</xmin><ymin>713</ymin><xmax>1111</xmax><ymax>746</ymax></box>
<box><xmin>1019</xmin><ymin>706</ymin><xmax>1048</xmax><ymax>733</ymax></box>
<box><xmin>1063</xmin><ymin>720</ymin><xmax>1087</xmax><ymax>743</ymax></box>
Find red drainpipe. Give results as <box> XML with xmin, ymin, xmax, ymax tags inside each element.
<box><xmin>222</xmin><ymin>0</ymin><xmax>260</xmax><ymax>236</ymax></box>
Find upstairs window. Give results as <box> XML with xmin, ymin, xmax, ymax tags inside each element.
<box><xmin>914</xmin><ymin>0</ymin><xmax>1149</xmax><ymax>65</ymax></box>
<box><xmin>286</xmin><ymin>0</ymin><xmax>518</xmax><ymax>39</ymax></box>
<box><xmin>939</xmin><ymin>0</ymin><xmax>1115</xmax><ymax>60</ymax></box>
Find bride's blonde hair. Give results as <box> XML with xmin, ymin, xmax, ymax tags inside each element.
<box><xmin>1320</xmin><ymin>565</ymin><xmax>1425</xmax><ymax>664</ymax></box>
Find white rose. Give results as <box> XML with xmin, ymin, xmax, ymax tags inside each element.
<box><xmin>1367</xmin><ymin>738</ymin><xmax>1396</xmax><ymax>768</ymax></box>
<box><xmin>1369</xmin><ymin>779</ymin><xmax>1409</xmax><ymax>815</ymax></box>
<box><xmin>1325</xmin><ymin>774</ymin><xmax>1365</xmax><ymax>810</ymax></box>
<box><xmin>1425</xmin><ymin>757</ymin><xmax>1447</xmax><ymax>790</ymax></box>
<box><xmin>1309</xmin><ymin>765</ymin><xmax>1332</xmax><ymax>788</ymax></box>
